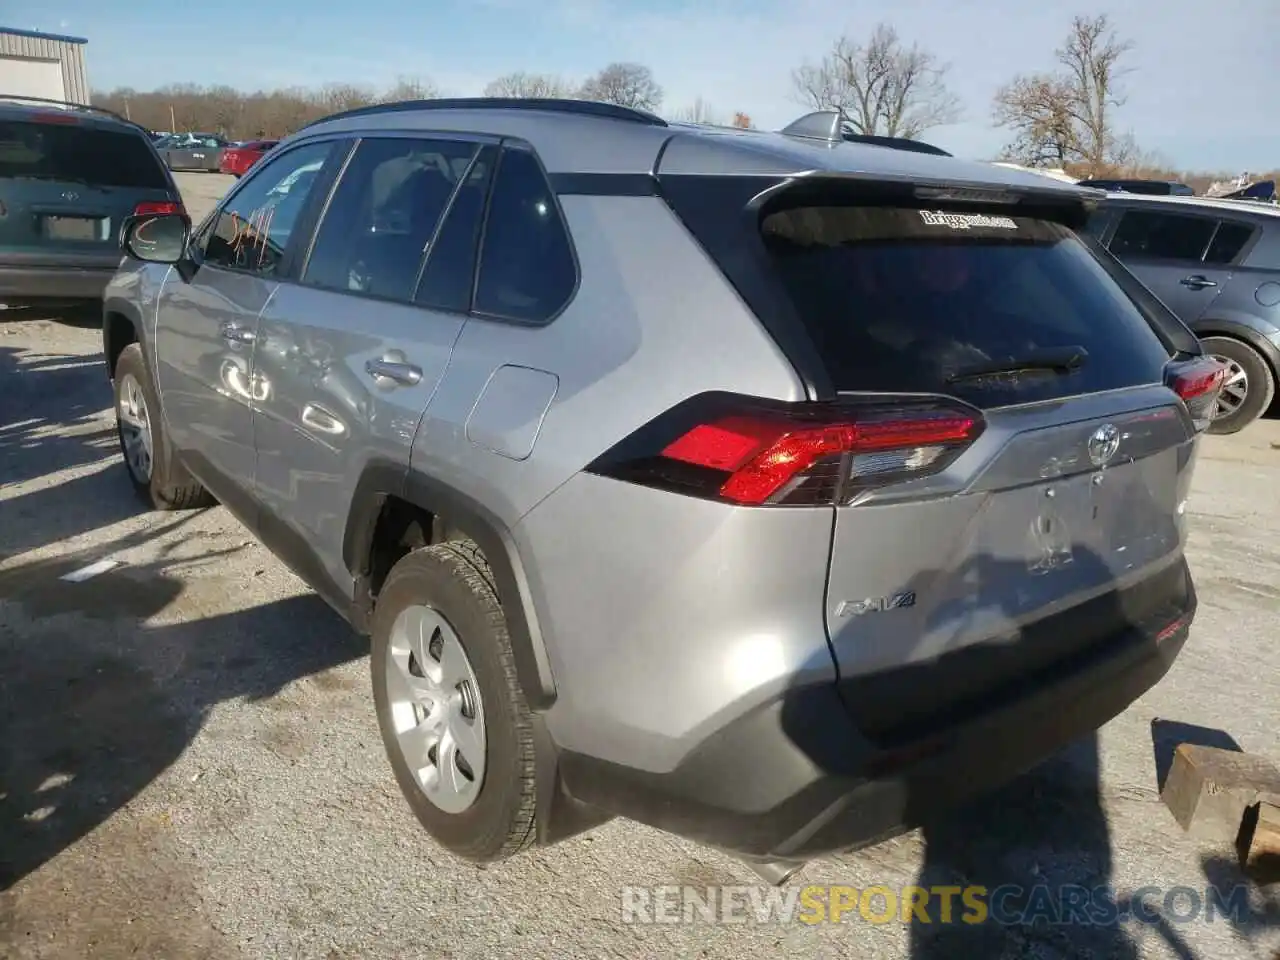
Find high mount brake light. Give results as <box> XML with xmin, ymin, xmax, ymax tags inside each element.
<box><xmin>588</xmin><ymin>394</ymin><xmax>984</xmax><ymax>506</ymax></box>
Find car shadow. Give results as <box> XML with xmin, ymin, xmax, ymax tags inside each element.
<box><xmin>0</xmin><ymin>542</ymin><xmax>367</xmax><ymax>891</ymax></box>
<box><xmin>1</xmin><ymin>335</ymin><xmax>369</xmax><ymax>893</ymax></box>
<box><xmin>780</xmin><ymin>544</ymin><xmax>1197</xmax><ymax>958</ymax></box>
<box><xmin>0</xmin><ymin>344</ymin><xmax>120</xmax><ymax>492</ymax></box>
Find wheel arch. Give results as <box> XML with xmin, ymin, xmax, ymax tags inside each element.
<box><xmin>102</xmin><ymin>298</ymin><xmax>144</xmax><ymax>381</ymax></box>
<box><xmin>343</xmin><ymin>461</ymin><xmax>558</xmax><ymax>710</ymax></box>
<box><xmin>1194</xmin><ymin>316</ymin><xmax>1280</xmax><ymax>381</ymax></box>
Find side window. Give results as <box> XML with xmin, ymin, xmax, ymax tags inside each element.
<box><xmin>302</xmin><ymin>137</ymin><xmax>479</xmax><ymax>302</ymax></box>
<box><xmin>473</xmin><ymin>147</ymin><xmax>577</xmax><ymax>323</ymax></box>
<box><xmin>1204</xmin><ymin>221</ymin><xmax>1255</xmax><ymax>265</ymax></box>
<box><xmin>1108</xmin><ymin>210</ymin><xmax>1215</xmax><ymax>262</ymax></box>
<box><xmin>200</xmin><ymin>140</ymin><xmax>338</xmax><ymax>276</ymax></box>
<box><xmin>414</xmin><ymin>144</ymin><xmax>498</xmax><ymax>313</ymax></box>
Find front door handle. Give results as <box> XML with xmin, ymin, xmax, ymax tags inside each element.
<box><xmin>365</xmin><ymin>356</ymin><xmax>422</xmax><ymax>386</ymax></box>
<box><xmin>220</xmin><ymin>322</ymin><xmax>256</xmax><ymax>344</ymax></box>
<box><xmin>1180</xmin><ymin>275</ymin><xmax>1218</xmax><ymax>290</ymax></box>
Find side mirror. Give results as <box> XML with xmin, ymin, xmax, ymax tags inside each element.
<box><xmin>122</xmin><ymin>213</ymin><xmax>190</xmax><ymax>265</ymax></box>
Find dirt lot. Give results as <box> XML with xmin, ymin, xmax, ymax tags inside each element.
<box><xmin>1</xmin><ymin>172</ymin><xmax>1279</xmax><ymax>959</ymax></box>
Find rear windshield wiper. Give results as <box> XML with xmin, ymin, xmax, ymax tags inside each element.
<box><xmin>946</xmin><ymin>346</ymin><xmax>1088</xmax><ymax>384</ymax></box>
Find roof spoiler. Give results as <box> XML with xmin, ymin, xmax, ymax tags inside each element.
<box><xmin>779</xmin><ymin>110</ymin><xmax>952</xmax><ymax>157</ymax></box>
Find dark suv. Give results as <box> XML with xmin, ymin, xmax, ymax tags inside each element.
<box><xmin>0</xmin><ymin>96</ymin><xmax>186</xmax><ymax>317</ymax></box>
<box><xmin>1084</xmin><ymin>193</ymin><xmax>1280</xmax><ymax>433</ymax></box>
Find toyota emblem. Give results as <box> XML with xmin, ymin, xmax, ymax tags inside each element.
<box><xmin>1087</xmin><ymin>423</ymin><xmax>1121</xmax><ymax>467</ymax></box>
<box><xmin>61</xmin><ymin>191</ymin><xmax>79</xmax><ymax>201</ymax></box>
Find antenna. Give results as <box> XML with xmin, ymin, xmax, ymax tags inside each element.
<box><xmin>779</xmin><ymin>110</ymin><xmax>845</xmax><ymax>143</ymax></box>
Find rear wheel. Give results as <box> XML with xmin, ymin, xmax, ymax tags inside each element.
<box><xmin>370</xmin><ymin>542</ymin><xmax>538</xmax><ymax>862</ymax></box>
<box><xmin>1200</xmin><ymin>336</ymin><xmax>1275</xmax><ymax>435</ymax></box>
<box><xmin>113</xmin><ymin>343</ymin><xmax>214</xmax><ymax>510</ymax></box>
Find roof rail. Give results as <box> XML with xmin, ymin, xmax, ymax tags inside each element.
<box><xmin>778</xmin><ymin>110</ymin><xmax>952</xmax><ymax>157</ymax></box>
<box><xmin>302</xmin><ymin>96</ymin><xmax>670</xmax><ymax>131</ymax></box>
<box><xmin>0</xmin><ymin>94</ymin><xmax>130</xmax><ymax>123</ymax></box>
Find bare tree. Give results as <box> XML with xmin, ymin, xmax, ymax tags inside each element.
<box><xmin>484</xmin><ymin>72</ymin><xmax>572</xmax><ymax>99</ymax></box>
<box><xmin>672</xmin><ymin>97</ymin><xmax>718</xmax><ymax>125</ymax></box>
<box><xmin>791</xmin><ymin>24</ymin><xmax>962</xmax><ymax>138</ymax></box>
<box><xmin>380</xmin><ymin>76</ymin><xmax>440</xmax><ymax>102</ymax></box>
<box><xmin>992</xmin><ymin>14</ymin><xmax>1135</xmax><ymax>175</ymax></box>
<box><xmin>577</xmin><ymin>62</ymin><xmax>663</xmax><ymax>112</ymax></box>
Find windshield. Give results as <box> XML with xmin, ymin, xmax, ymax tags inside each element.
<box><xmin>0</xmin><ymin>119</ymin><xmax>169</xmax><ymax>189</ymax></box>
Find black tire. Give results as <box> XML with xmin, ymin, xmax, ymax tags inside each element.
<box><xmin>1200</xmin><ymin>335</ymin><xmax>1276</xmax><ymax>435</ymax></box>
<box><xmin>371</xmin><ymin>541</ymin><xmax>538</xmax><ymax>862</ymax></box>
<box><xmin>112</xmin><ymin>343</ymin><xmax>215</xmax><ymax>510</ymax></box>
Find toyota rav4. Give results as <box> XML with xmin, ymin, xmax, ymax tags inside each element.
<box><xmin>101</xmin><ymin>99</ymin><xmax>1224</xmax><ymax>881</ymax></box>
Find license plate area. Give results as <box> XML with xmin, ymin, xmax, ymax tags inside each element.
<box><xmin>41</xmin><ymin>215</ymin><xmax>109</xmax><ymax>242</ymax></box>
<box><xmin>1026</xmin><ymin>472</ymin><xmax>1098</xmax><ymax>574</ymax></box>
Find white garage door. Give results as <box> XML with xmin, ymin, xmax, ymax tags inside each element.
<box><xmin>0</xmin><ymin>56</ymin><xmax>66</xmax><ymax>101</ymax></box>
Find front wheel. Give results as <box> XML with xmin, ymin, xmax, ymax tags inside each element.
<box><xmin>113</xmin><ymin>343</ymin><xmax>214</xmax><ymax>510</ymax></box>
<box><xmin>370</xmin><ymin>542</ymin><xmax>538</xmax><ymax>863</ymax></box>
<box><xmin>1200</xmin><ymin>336</ymin><xmax>1276</xmax><ymax>435</ymax></box>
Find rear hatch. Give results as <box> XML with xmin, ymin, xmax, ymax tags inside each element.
<box><xmin>658</xmin><ymin>172</ymin><xmax>1222</xmax><ymax>746</ymax></box>
<box><xmin>0</xmin><ymin>111</ymin><xmax>177</xmax><ymax>264</ymax></box>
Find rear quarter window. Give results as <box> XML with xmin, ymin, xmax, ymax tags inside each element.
<box><xmin>0</xmin><ymin>119</ymin><xmax>169</xmax><ymax>190</ymax></box>
<box><xmin>760</xmin><ymin>205</ymin><xmax>1175</xmax><ymax>408</ymax></box>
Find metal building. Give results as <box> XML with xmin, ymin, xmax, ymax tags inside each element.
<box><xmin>0</xmin><ymin>26</ymin><xmax>90</xmax><ymax>105</ymax></box>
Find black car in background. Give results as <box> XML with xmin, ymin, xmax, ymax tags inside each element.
<box><xmin>1079</xmin><ymin>178</ymin><xmax>1196</xmax><ymax>196</ymax></box>
<box><xmin>1085</xmin><ymin>193</ymin><xmax>1280</xmax><ymax>433</ymax></box>
<box><xmin>155</xmin><ymin>133</ymin><xmax>229</xmax><ymax>172</ymax></box>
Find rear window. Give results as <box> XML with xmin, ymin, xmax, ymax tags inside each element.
<box><xmin>760</xmin><ymin>205</ymin><xmax>1174</xmax><ymax>407</ymax></box>
<box><xmin>0</xmin><ymin>119</ymin><xmax>168</xmax><ymax>189</ymax></box>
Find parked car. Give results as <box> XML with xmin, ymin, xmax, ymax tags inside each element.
<box><xmin>1084</xmin><ymin>192</ymin><xmax>1280</xmax><ymax>433</ymax></box>
<box><xmin>102</xmin><ymin>98</ymin><xmax>1223</xmax><ymax>881</ymax></box>
<box><xmin>219</xmin><ymin>139</ymin><xmax>279</xmax><ymax>178</ymax></box>
<box><xmin>156</xmin><ymin>132</ymin><xmax>229</xmax><ymax>172</ymax></box>
<box><xmin>0</xmin><ymin>95</ymin><xmax>185</xmax><ymax>317</ymax></box>
<box><xmin>1078</xmin><ymin>178</ymin><xmax>1196</xmax><ymax>196</ymax></box>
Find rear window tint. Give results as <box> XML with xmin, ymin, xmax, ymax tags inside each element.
<box><xmin>0</xmin><ymin>119</ymin><xmax>168</xmax><ymax>189</ymax></box>
<box><xmin>760</xmin><ymin>205</ymin><xmax>1174</xmax><ymax>407</ymax></box>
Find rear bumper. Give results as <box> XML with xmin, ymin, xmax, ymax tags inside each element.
<box><xmin>0</xmin><ymin>263</ymin><xmax>117</xmax><ymax>303</ymax></box>
<box><xmin>557</xmin><ymin>559</ymin><xmax>1195</xmax><ymax>861</ymax></box>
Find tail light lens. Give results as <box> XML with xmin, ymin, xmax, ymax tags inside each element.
<box><xmin>1166</xmin><ymin>356</ymin><xmax>1228</xmax><ymax>430</ymax></box>
<box><xmin>133</xmin><ymin>200</ymin><xmax>185</xmax><ymax>217</ymax></box>
<box><xmin>586</xmin><ymin>392</ymin><xmax>984</xmax><ymax>506</ymax></box>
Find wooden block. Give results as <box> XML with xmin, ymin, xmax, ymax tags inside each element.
<box><xmin>1160</xmin><ymin>744</ymin><xmax>1280</xmax><ymax>842</ymax></box>
<box><xmin>1242</xmin><ymin>802</ymin><xmax>1280</xmax><ymax>885</ymax></box>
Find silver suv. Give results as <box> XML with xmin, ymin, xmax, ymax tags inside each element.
<box><xmin>102</xmin><ymin>99</ymin><xmax>1226</xmax><ymax>880</ymax></box>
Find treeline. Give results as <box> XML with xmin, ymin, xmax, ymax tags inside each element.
<box><xmin>92</xmin><ymin>18</ymin><xmax>1272</xmax><ymax>186</ymax></box>
<box><xmin>91</xmin><ymin>62</ymin><xmax>753</xmax><ymax>142</ymax></box>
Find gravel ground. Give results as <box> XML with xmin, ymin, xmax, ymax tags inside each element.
<box><xmin>1</xmin><ymin>172</ymin><xmax>1279</xmax><ymax>959</ymax></box>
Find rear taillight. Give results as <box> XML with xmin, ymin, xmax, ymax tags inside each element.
<box><xmin>586</xmin><ymin>393</ymin><xmax>984</xmax><ymax>506</ymax></box>
<box><xmin>133</xmin><ymin>200</ymin><xmax>185</xmax><ymax>218</ymax></box>
<box><xmin>1166</xmin><ymin>356</ymin><xmax>1228</xmax><ymax>429</ymax></box>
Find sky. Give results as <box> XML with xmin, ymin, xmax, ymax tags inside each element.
<box><xmin>7</xmin><ymin>0</ymin><xmax>1278</xmax><ymax>171</ymax></box>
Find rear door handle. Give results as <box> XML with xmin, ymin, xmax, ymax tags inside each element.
<box><xmin>220</xmin><ymin>322</ymin><xmax>256</xmax><ymax>344</ymax></box>
<box><xmin>1180</xmin><ymin>275</ymin><xmax>1218</xmax><ymax>290</ymax></box>
<box><xmin>365</xmin><ymin>357</ymin><xmax>422</xmax><ymax>386</ymax></box>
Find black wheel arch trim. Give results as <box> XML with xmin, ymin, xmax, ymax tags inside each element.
<box><xmin>343</xmin><ymin>461</ymin><xmax>557</xmax><ymax>710</ymax></box>
<box><xmin>102</xmin><ymin>296</ymin><xmax>145</xmax><ymax>380</ymax></box>
<box><xmin>1193</xmin><ymin>318</ymin><xmax>1280</xmax><ymax>378</ymax></box>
